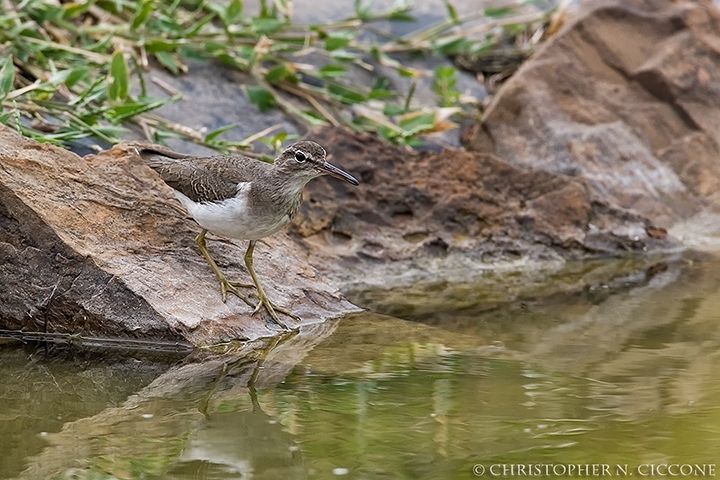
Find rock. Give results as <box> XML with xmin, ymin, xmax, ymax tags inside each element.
<box><xmin>462</xmin><ymin>0</ymin><xmax>720</xmax><ymax>233</ymax></box>
<box><xmin>6</xmin><ymin>0</ymin><xmax>710</xmax><ymax>343</ymax></box>
<box><xmin>291</xmin><ymin>127</ymin><xmax>673</xmax><ymax>286</ymax></box>
<box><xmin>0</xmin><ymin>125</ymin><xmax>359</xmax><ymax>346</ymax></box>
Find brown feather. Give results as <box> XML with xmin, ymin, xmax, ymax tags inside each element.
<box><xmin>136</xmin><ymin>147</ymin><xmax>271</xmax><ymax>203</ymax></box>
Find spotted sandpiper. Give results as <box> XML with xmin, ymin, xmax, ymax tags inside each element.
<box><xmin>134</xmin><ymin>141</ymin><xmax>359</xmax><ymax>329</ymax></box>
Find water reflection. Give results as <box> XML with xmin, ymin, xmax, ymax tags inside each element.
<box><xmin>2</xmin><ymin>256</ymin><xmax>720</xmax><ymax>479</ymax></box>
<box><xmin>170</xmin><ymin>410</ymin><xmax>305</xmax><ymax>479</ymax></box>
<box><xmin>0</xmin><ymin>346</ymin><xmax>173</xmax><ymax>479</ymax></box>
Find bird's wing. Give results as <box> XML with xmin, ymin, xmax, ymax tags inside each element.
<box><xmin>136</xmin><ymin>146</ymin><xmax>269</xmax><ymax>203</ymax></box>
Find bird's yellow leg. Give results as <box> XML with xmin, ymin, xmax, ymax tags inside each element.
<box><xmin>244</xmin><ymin>240</ymin><xmax>300</xmax><ymax>330</ymax></box>
<box><xmin>195</xmin><ymin>229</ymin><xmax>254</xmax><ymax>307</ymax></box>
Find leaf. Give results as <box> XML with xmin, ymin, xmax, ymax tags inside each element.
<box><xmin>369</xmin><ymin>78</ymin><xmax>394</xmax><ymax>99</ymax></box>
<box><xmin>432</xmin><ymin>35</ymin><xmax>476</xmax><ymax>55</ymax></box>
<box><xmin>154</xmin><ymin>52</ymin><xmax>180</xmax><ymax>74</ymax></box>
<box><xmin>318</xmin><ymin>64</ymin><xmax>347</xmax><ymax>78</ymax></box>
<box><xmin>104</xmin><ymin>99</ymin><xmax>167</xmax><ymax>123</ymax></box>
<box><xmin>205</xmin><ymin>123</ymin><xmax>238</xmax><ymax>142</ymax></box>
<box><xmin>204</xmin><ymin>3</ymin><xmax>225</xmax><ymax>17</ymax></box>
<box><xmin>434</xmin><ymin>65</ymin><xmax>455</xmax><ymax>81</ymax></box>
<box><xmin>330</xmin><ymin>49</ymin><xmax>360</xmax><ymax>62</ymax></box>
<box><xmin>177</xmin><ymin>46</ymin><xmax>205</xmax><ymax>61</ymax></box>
<box><xmin>387</xmin><ymin>11</ymin><xmax>416</xmax><ymax>22</ymax></box>
<box><xmin>28</xmin><ymin>3</ymin><xmax>63</xmax><ymax>23</ymax></box>
<box><xmin>250</xmin><ymin>17</ymin><xmax>284</xmax><ymax>34</ymax></box>
<box><xmin>214</xmin><ymin>52</ymin><xmax>250</xmax><ymax>70</ymax></box>
<box><xmin>245</xmin><ymin>86</ymin><xmax>276</xmax><ymax>112</ymax></box>
<box><xmin>184</xmin><ymin>13</ymin><xmax>216</xmax><ymax>37</ymax></box>
<box><xmin>0</xmin><ymin>57</ymin><xmax>16</xmax><ymax>101</ymax></box>
<box><xmin>258</xmin><ymin>0</ymin><xmax>272</xmax><ymax>18</ymax></box>
<box><xmin>504</xmin><ymin>23</ymin><xmax>528</xmax><ymax>35</ymax></box>
<box><xmin>383</xmin><ymin>104</ymin><xmax>405</xmax><ymax>117</ymax></box>
<box><xmin>131</xmin><ymin>0</ymin><xmax>154</xmax><ymax>30</ymax></box>
<box><xmin>7</xmin><ymin>21</ymin><xmax>35</xmax><ymax>40</ymax></box>
<box><xmin>371</xmin><ymin>49</ymin><xmax>419</xmax><ymax>80</ymax></box>
<box><xmin>484</xmin><ymin>6</ymin><xmax>514</xmax><ymax>18</ymax></box>
<box><xmin>433</xmin><ymin>66</ymin><xmax>457</xmax><ymax>91</ymax></box>
<box><xmin>398</xmin><ymin>111</ymin><xmax>436</xmax><ymax>135</ymax></box>
<box><xmin>102</xmin><ymin>0</ymin><xmax>124</xmax><ymax>14</ymax></box>
<box><xmin>62</xmin><ymin>1</ymin><xmax>92</xmax><ymax>20</ymax></box>
<box><xmin>299</xmin><ymin>110</ymin><xmax>326</xmax><ymax>127</ymax></box>
<box><xmin>328</xmin><ymin>83</ymin><xmax>366</xmax><ymax>105</ymax></box>
<box><xmin>69</xmin><ymin>77</ymin><xmax>106</xmax><ymax>107</ymax></box>
<box><xmin>226</xmin><ymin>0</ymin><xmax>243</xmax><ymax>23</ymax></box>
<box><xmin>145</xmin><ymin>39</ymin><xmax>179</xmax><ymax>52</ymax></box>
<box><xmin>154</xmin><ymin>129</ymin><xmax>185</xmax><ymax>142</ymax></box>
<box><xmin>397</xmin><ymin>67</ymin><xmax>418</xmax><ymax>78</ymax></box>
<box><xmin>48</xmin><ymin>69</ymin><xmax>73</xmax><ymax>86</ymax></box>
<box><xmin>377</xmin><ymin>125</ymin><xmax>399</xmax><ymax>142</ymax></box>
<box><xmin>324</xmin><ymin>30</ymin><xmax>354</xmax><ymax>51</ymax></box>
<box><xmin>271</xmin><ymin>131</ymin><xmax>288</xmax><ymax>143</ymax></box>
<box><xmin>89</xmin><ymin>124</ymin><xmax>128</xmax><ymax>136</ymax></box>
<box><xmin>443</xmin><ymin>0</ymin><xmax>459</xmax><ymax>23</ymax></box>
<box><xmin>432</xmin><ymin>65</ymin><xmax>461</xmax><ymax>107</ymax></box>
<box><xmin>107</xmin><ymin>50</ymin><xmax>129</xmax><ymax>102</ymax></box>
<box><xmin>64</xmin><ymin>67</ymin><xmax>90</xmax><ymax>88</ymax></box>
<box><xmin>203</xmin><ymin>41</ymin><xmax>226</xmax><ymax>53</ymax></box>
<box><xmin>265</xmin><ymin>63</ymin><xmax>292</xmax><ymax>84</ymax></box>
<box><xmin>353</xmin><ymin>0</ymin><xmax>371</xmax><ymax>19</ymax></box>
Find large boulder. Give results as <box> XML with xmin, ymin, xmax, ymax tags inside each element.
<box><xmin>0</xmin><ymin>126</ymin><xmax>358</xmax><ymax>346</ymax></box>
<box><xmin>463</xmin><ymin>0</ymin><xmax>720</xmax><ymax>237</ymax></box>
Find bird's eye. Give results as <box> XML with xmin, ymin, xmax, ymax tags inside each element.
<box><xmin>294</xmin><ymin>151</ymin><xmax>307</xmax><ymax>163</ymax></box>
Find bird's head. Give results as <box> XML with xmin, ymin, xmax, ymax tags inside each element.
<box><xmin>274</xmin><ymin>141</ymin><xmax>359</xmax><ymax>186</ymax></box>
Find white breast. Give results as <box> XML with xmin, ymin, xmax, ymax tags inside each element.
<box><xmin>173</xmin><ymin>185</ymin><xmax>290</xmax><ymax>240</ymax></box>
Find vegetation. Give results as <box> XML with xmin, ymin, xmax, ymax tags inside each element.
<box><xmin>0</xmin><ymin>0</ymin><xmax>553</xmax><ymax>153</ymax></box>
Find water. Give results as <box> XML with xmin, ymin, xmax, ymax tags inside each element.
<box><xmin>2</xmin><ymin>255</ymin><xmax>720</xmax><ymax>479</ymax></box>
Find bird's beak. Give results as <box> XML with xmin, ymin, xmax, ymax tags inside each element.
<box><xmin>320</xmin><ymin>161</ymin><xmax>360</xmax><ymax>186</ymax></box>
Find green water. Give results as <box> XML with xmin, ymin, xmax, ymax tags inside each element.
<box><xmin>2</xmin><ymin>256</ymin><xmax>720</xmax><ymax>480</ymax></box>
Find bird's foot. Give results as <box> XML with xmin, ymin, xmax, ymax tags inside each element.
<box><xmin>252</xmin><ymin>293</ymin><xmax>300</xmax><ymax>331</ymax></box>
<box><xmin>218</xmin><ymin>277</ymin><xmax>255</xmax><ymax>308</ymax></box>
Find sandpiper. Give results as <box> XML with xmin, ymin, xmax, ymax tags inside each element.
<box><xmin>135</xmin><ymin>141</ymin><xmax>359</xmax><ymax>329</ymax></box>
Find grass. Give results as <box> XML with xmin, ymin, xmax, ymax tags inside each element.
<box><xmin>0</xmin><ymin>0</ymin><xmax>555</xmax><ymax>154</ymax></box>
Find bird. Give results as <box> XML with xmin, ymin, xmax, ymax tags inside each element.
<box><xmin>134</xmin><ymin>140</ymin><xmax>360</xmax><ymax>330</ymax></box>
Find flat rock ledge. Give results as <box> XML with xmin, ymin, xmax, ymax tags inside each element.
<box><xmin>292</xmin><ymin>126</ymin><xmax>674</xmax><ymax>287</ymax></box>
<box><xmin>0</xmin><ymin>126</ymin><xmax>359</xmax><ymax>346</ymax></box>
